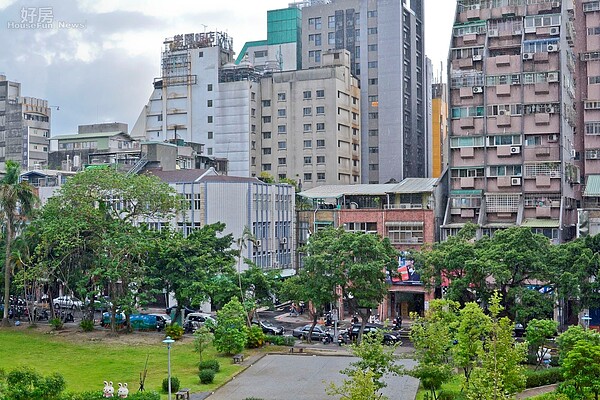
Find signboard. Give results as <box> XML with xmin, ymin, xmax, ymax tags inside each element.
<box><xmin>390</xmin><ymin>252</ymin><xmax>421</xmax><ymax>284</ymax></box>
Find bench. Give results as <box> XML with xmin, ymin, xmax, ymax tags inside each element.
<box><xmin>289</xmin><ymin>347</ymin><xmax>304</xmax><ymax>354</ymax></box>
<box><xmin>232</xmin><ymin>353</ymin><xmax>244</xmax><ymax>364</ymax></box>
<box><xmin>175</xmin><ymin>388</ymin><xmax>190</xmax><ymax>400</ymax></box>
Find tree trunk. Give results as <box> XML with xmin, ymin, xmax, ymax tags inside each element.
<box><xmin>1</xmin><ymin>222</ymin><xmax>13</xmax><ymax>327</ymax></box>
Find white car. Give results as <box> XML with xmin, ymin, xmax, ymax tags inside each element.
<box><xmin>183</xmin><ymin>312</ymin><xmax>216</xmax><ymax>333</ymax></box>
<box><xmin>53</xmin><ymin>296</ymin><xmax>83</xmax><ymax>309</ymax></box>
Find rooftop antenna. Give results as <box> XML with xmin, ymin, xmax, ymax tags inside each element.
<box><xmin>201</xmin><ymin>24</ymin><xmax>208</xmax><ymax>33</ymax></box>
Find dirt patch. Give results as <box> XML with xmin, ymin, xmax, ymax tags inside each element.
<box><xmin>6</xmin><ymin>321</ymin><xmax>192</xmax><ymax>346</ymax></box>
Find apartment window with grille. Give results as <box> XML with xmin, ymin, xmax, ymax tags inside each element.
<box><xmin>488</xmin><ymin>165</ymin><xmax>522</xmax><ymax>177</ymax></box>
<box><xmin>303</xmin><ymin>90</ymin><xmax>312</xmax><ymax>99</ymax></box>
<box><xmin>278</xmin><ymin>157</ymin><xmax>286</xmax><ymax>165</ymax></box>
<box><xmin>367</xmin><ymin>10</ymin><xmax>377</xmax><ymax>17</ymax></box>
<box><xmin>586</xmin><ymin>149</ymin><xmax>600</xmax><ymax>159</ymax></box>
<box><xmin>525</xmin><ymin>136</ymin><xmax>542</xmax><ymax>146</ymax></box>
<box><xmin>486</xmin><ymin>194</ymin><xmax>520</xmax><ymax>213</ymax></box>
<box><xmin>524</xmin><ymin>163</ymin><xmax>561</xmax><ymax>177</ymax></box>
<box><xmin>304</xmin><ymin>140</ymin><xmax>312</xmax><ymax>148</ymax></box>
<box><xmin>487</xmin><ymin>104</ymin><xmax>523</xmax><ymax>116</ymax></box>
<box><xmin>263</xmin><ymin>148</ymin><xmax>272</xmax><ymax>155</ymax></box>
<box><xmin>317</xmin><ymin>172</ymin><xmax>325</xmax><ymax>181</ymax></box>
<box><xmin>368</xmin><ymin>27</ymin><xmax>378</xmax><ymax>35</ymax></box>
<box><xmin>317</xmin><ymin>156</ymin><xmax>325</xmax><ymax>164</ymax></box>
<box><xmin>451</xmin><ymin>106</ymin><xmax>485</xmax><ymax>118</ymax></box>
<box><xmin>450</xmin><ymin>196</ymin><xmax>481</xmax><ymax>208</ymax></box>
<box><xmin>278</xmin><ymin>125</ymin><xmax>286</xmax><ymax>134</ymax></box>
<box><xmin>304</xmin><ymin>156</ymin><xmax>312</xmax><ymax>164</ymax></box>
<box><xmin>369</xmin><ymin>129</ymin><xmax>379</xmax><ymax>136</ymax></box>
<box><xmin>369</xmin><ymin>112</ymin><xmax>379</xmax><ymax>119</ymax></box>
<box><xmin>263</xmin><ymin>132</ymin><xmax>271</xmax><ymax>139</ymax></box>
<box><xmin>316</xmin><ymin>89</ymin><xmax>325</xmax><ymax>98</ymax></box>
<box><xmin>486</xmin><ymin>74</ymin><xmax>521</xmax><ymax>86</ymax></box>
<box><xmin>524</xmin><ymin>194</ymin><xmax>561</xmax><ymax>207</ymax></box>
<box><xmin>590</xmin><ymin>76</ymin><xmax>600</xmax><ymax>84</ymax></box>
<box><xmin>586</xmin><ymin>122</ymin><xmax>600</xmax><ymax>135</ymax></box>
<box><xmin>208</xmin><ymin>131</ymin><xmax>213</xmax><ymax>139</ymax></box>
<box><xmin>316</xmin><ymin>123</ymin><xmax>325</xmax><ymax>131</ymax></box>
<box><xmin>585</xmin><ymin>101</ymin><xmax>600</xmax><ymax>110</ymax></box>
<box><xmin>263</xmin><ymin>116</ymin><xmax>271</xmax><ymax>123</ymax></box>
<box><xmin>369</xmin><ymin>147</ymin><xmax>379</xmax><ymax>154</ymax></box>
<box><xmin>278</xmin><ymin>109</ymin><xmax>286</xmax><ymax>117</ymax></box>
<box><xmin>368</xmin><ymin>61</ymin><xmax>378</xmax><ymax>68</ymax></box>
<box><xmin>450</xmin><ymin>168</ymin><xmax>485</xmax><ymax>177</ymax></box>
<box><xmin>523</xmin><ymin>103</ymin><xmax>559</xmax><ymax>114</ymax></box>
<box><xmin>304</xmin><ymin>173</ymin><xmax>312</xmax><ymax>181</ymax></box>
<box><xmin>487</xmin><ymin>135</ymin><xmax>521</xmax><ymax>146</ymax></box>
<box><xmin>369</xmin><ymin>78</ymin><xmax>378</xmax><ymax>85</ymax></box>
<box><xmin>316</xmin><ymin>106</ymin><xmax>325</xmax><ymax>115</ymax></box>
<box><xmin>588</xmin><ymin>27</ymin><xmax>600</xmax><ymax>35</ymax></box>
<box><xmin>278</xmin><ymin>93</ymin><xmax>286</xmax><ymax>101</ymax></box>
<box><xmin>262</xmin><ymin>164</ymin><xmax>272</xmax><ymax>171</ymax></box>
<box><xmin>278</xmin><ymin>141</ymin><xmax>286</xmax><ymax>150</ymax></box>
<box><xmin>262</xmin><ymin>100</ymin><xmax>271</xmax><ymax>107</ymax></box>
<box><xmin>450</xmin><ymin>136</ymin><xmax>484</xmax><ymax>148</ymax></box>
<box><xmin>317</xmin><ymin>139</ymin><xmax>325</xmax><ymax>147</ymax></box>
<box><xmin>303</xmin><ymin>107</ymin><xmax>312</xmax><ymax>116</ymax></box>
<box><xmin>346</xmin><ymin>222</ymin><xmax>378</xmax><ymax>234</ymax></box>
<box><xmin>386</xmin><ymin>222</ymin><xmax>423</xmax><ymax>244</ymax></box>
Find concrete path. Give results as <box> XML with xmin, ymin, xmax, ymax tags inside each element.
<box><xmin>516</xmin><ymin>384</ymin><xmax>559</xmax><ymax>399</ymax></box>
<box><xmin>206</xmin><ymin>354</ymin><xmax>418</xmax><ymax>400</ymax></box>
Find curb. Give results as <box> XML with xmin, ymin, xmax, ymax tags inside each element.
<box><xmin>203</xmin><ymin>352</ymin><xmax>269</xmax><ymax>399</ymax></box>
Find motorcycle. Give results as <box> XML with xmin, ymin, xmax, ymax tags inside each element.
<box><xmin>321</xmin><ymin>331</ymin><xmax>334</xmax><ymax>345</ymax></box>
<box><xmin>337</xmin><ymin>329</ymin><xmax>349</xmax><ymax>346</ymax></box>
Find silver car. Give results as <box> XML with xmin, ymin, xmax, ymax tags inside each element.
<box><xmin>53</xmin><ymin>296</ymin><xmax>83</xmax><ymax>309</ymax></box>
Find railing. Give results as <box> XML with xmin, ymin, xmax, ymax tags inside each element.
<box><xmin>126</xmin><ymin>154</ymin><xmax>148</xmax><ymax>176</ymax></box>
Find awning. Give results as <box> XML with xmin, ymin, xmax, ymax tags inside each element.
<box><xmin>520</xmin><ymin>219</ymin><xmax>559</xmax><ymax>228</ymax></box>
<box><xmin>450</xmin><ymin>189</ymin><xmax>483</xmax><ymax>196</ymax></box>
<box><xmin>584</xmin><ymin>175</ymin><xmax>600</xmax><ymax>197</ymax></box>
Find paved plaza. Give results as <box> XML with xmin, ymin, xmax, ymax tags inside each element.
<box><xmin>207</xmin><ymin>354</ymin><xmax>419</xmax><ymax>400</ymax></box>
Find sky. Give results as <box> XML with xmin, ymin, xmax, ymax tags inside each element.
<box><xmin>0</xmin><ymin>0</ymin><xmax>456</xmax><ymax>135</ymax></box>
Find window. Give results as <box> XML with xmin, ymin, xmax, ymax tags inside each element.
<box><xmin>386</xmin><ymin>222</ymin><xmax>424</xmax><ymax>245</ymax></box>
<box><xmin>369</xmin><ymin>129</ymin><xmax>378</xmax><ymax>136</ymax></box>
<box><xmin>309</xmin><ymin>34</ymin><xmax>322</xmax><ymax>45</ymax></box>
<box><xmin>369</xmin><ymin>147</ymin><xmax>379</xmax><ymax>154</ymax></box>
<box><xmin>450</xmin><ymin>136</ymin><xmax>485</xmax><ymax>147</ymax></box>
<box><xmin>303</xmin><ymin>107</ymin><xmax>312</xmax><ymax>116</ymax></box>
<box><xmin>367</xmin><ymin>10</ymin><xmax>377</xmax><ymax>17</ymax></box>
<box><xmin>368</xmin><ymin>61</ymin><xmax>378</xmax><ymax>68</ymax></box>
<box><xmin>263</xmin><ymin>131</ymin><xmax>272</xmax><ymax>139</ymax></box>
<box><xmin>207</xmin><ymin>100</ymin><xmax>213</xmax><ymax>107</ymax></box>
<box><xmin>450</xmin><ymin>168</ymin><xmax>485</xmax><ymax>177</ymax></box>
<box><xmin>317</xmin><ymin>173</ymin><xmax>325</xmax><ymax>181</ymax></box>
<box><xmin>278</xmin><ymin>157</ymin><xmax>286</xmax><ymax>165</ymax></box>
<box><xmin>308</xmin><ymin>50</ymin><xmax>321</xmax><ymax>62</ymax></box>
<box><xmin>263</xmin><ymin>148</ymin><xmax>272</xmax><ymax>155</ymax></box>
<box><xmin>586</xmin><ymin>122</ymin><xmax>600</xmax><ymax>135</ymax></box>
<box><xmin>368</xmin><ymin>95</ymin><xmax>378</xmax><ymax>103</ymax></box>
<box><xmin>304</xmin><ymin>173</ymin><xmax>312</xmax><ymax>181</ymax></box>
<box><xmin>369</xmin><ymin>164</ymin><xmax>379</xmax><ymax>171</ymax></box>
<box><xmin>316</xmin><ymin>89</ymin><xmax>325</xmax><ymax>98</ymax></box>
<box><xmin>316</xmin><ymin>106</ymin><xmax>325</xmax><ymax>115</ymax></box>
<box><xmin>254</xmin><ymin>50</ymin><xmax>268</xmax><ymax>58</ymax></box>
<box><xmin>303</xmin><ymin>90</ymin><xmax>312</xmax><ymax>99</ymax></box>
<box><xmin>278</xmin><ymin>92</ymin><xmax>286</xmax><ymax>101</ymax></box>
<box><xmin>263</xmin><ymin>116</ymin><xmax>272</xmax><ymax>123</ymax></box>
<box><xmin>304</xmin><ymin>140</ymin><xmax>312</xmax><ymax>148</ymax></box>
<box><xmin>278</xmin><ymin>108</ymin><xmax>286</xmax><ymax>117</ymax></box>
<box><xmin>487</xmin><ymin>135</ymin><xmax>522</xmax><ymax>146</ymax></box>
<box><xmin>303</xmin><ymin>123</ymin><xmax>312</xmax><ymax>132</ymax></box>
<box><xmin>525</xmin><ymin>136</ymin><xmax>542</xmax><ymax>146</ymax></box>
<box><xmin>304</xmin><ymin>156</ymin><xmax>312</xmax><ymax>164</ymax></box>
<box><xmin>278</xmin><ymin>141</ymin><xmax>286</xmax><ymax>150</ymax></box>
<box><xmin>317</xmin><ymin>139</ymin><xmax>325</xmax><ymax>147</ymax></box>
<box><xmin>262</xmin><ymin>164</ymin><xmax>272</xmax><ymax>171</ymax></box>
<box><xmin>251</xmin><ymin>108</ymin><xmax>256</xmax><ymax>117</ymax></box>
<box><xmin>308</xmin><ymin>17</ymin><xmax>322</xmax><ymax>29</ymax></box>
<box><xmin>208</xmin><ymin>131</ymin><xmax>213</xmax><ymax>139</ymax></box>
<box><xmin>369</xmin><ymin>112</ymin><xmax>379</xmax><ymax>119</ymax></box>
<box><xmin>368</xmin><ymin>27</ymin><xmax>378</xmax><ymax>34</ymax></box>
<box><xmin>317</xmin><ymin>155</ymin><xmax>325</xmax><ymax>164</ymax></box>
<box><xmin>369</xmin><ymin>78</ymin><xmax>378</xmax><ymax>85</ymax></box>
<box><xmin>262</xmin><ymin>100</ymin><xmax>271</xmax><ymax>107</ymax></box>
<box><xmin>328</xmin><ymin>31</ymin><xmax>335</xmax><ymax>45</ymax></box>
<box><xmin>207</xmin><ymin>116</ymin><xmax>213</xmax><ymax>123</ymax></box>
<box><xmin>251</xmin><ymin>92</ymin><xmax>256</xmax><ymax>101</ymax></box>
<box><xmin>368</xmin><ymin>44</ymin><xmax>378</xmax><ymax>51</ymax></box>
<box><xmin>488</xmin><ymin>165</ymin><xmax>522</xmax><ymax>177</ymax></box>
<box><xmin>157</xmin><ymin>114</ymin><xmax>163</xmax><ymax>121</ymax></box>
<box><xmin>207</xmin><ymin>147</ymin><xmax>213</xmax><ymax>155</ymax></box>
<box><xmin>207</xmin><ymin>84</ymin><xmax>213</xmax><ymax>91</ymax></box>
<box><xmin>328</xmin><ymin>15</ymin><xmax>335</xmax><ymax>28</ymax></box>
<box><xmin>278</xmin><ymin>125</ymin><xmax>286</xmax><ymax>134</ymax></box>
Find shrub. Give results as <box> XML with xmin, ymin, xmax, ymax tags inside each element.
<box><xmin>198</xmin><ymin>359</ymin><xmax>220</xmax><ymax>373</ymax></box>
<box><xmin>213</xmin><ymin>298</ymin><xmax>247</xmax><ymax>355</ymax></box>
<box><xmin>437</xmin><ymin>391</ymin><xmax>466</xmax><ymax>400</ymax></box>
<box><xmin>62</xmin><ymin>391</ymin><xmax>161</xmax><ymax>400</ymax></box>
<box><xmin>79</xmin><ymin>319</ymin><xmax>94</xmax><ymax>332</ymax></box>
<box><xmin>49</xmin><ymin>317</ymin><xmax>63</xmax><ymax>330</ymax></box>
<box><xmin>198</xmin><ymin>369</ymin><xmax>215</xmax><ymax>384</ymax></box>
<box><xmin>246</xmin><ymin>325</ymin><xmax>266</xmax><ymax>349</ymax></box>
<box><xmin>265</xmin><ymin>334</ymin><xmax>295</xmax><ymax>346</ymax></box>
<box><xmin>161</xmin><ymin>376</ymin><xmax>180</xmax><ymax>393</ymax></box>
<box><xmin>165</xmin><ymin>323</ymin><xmax>184</xmax><ymax>340</ymax></box>
<box><xmin>525</xmin><ymin>367</ymin><xmax>563</xmax><ymax>388</ymax></box>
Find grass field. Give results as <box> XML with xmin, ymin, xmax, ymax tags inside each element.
<box><xmin>0</xmin><ymin>326</ymin><xmax>245</xmax><ymax>397</ymax></box>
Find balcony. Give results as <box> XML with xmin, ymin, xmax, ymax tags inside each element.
<box><xmin>535</xmin><ymin>206</ymin><xmax>552</xmax><ymax>218</ymax></box>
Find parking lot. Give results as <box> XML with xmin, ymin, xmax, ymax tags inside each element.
<box><xmin>207</xmin><ymin>354</ymin><xmax>419</xmax><ymax>400</ymax></box>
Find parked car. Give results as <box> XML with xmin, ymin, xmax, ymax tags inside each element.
<box><xmin>85</xmin><ymin>296</ymin><xmax>113</xmax><ymax>311</ymax></box>
<box><xmin>53</xmin><ymin>296</ymin><xmax>84</xmax><ymax>309</ymax></box>
<box><xmin>252</xmin><ymin>320</ymin><xmax>285</xmax><ymax>335</ymax></box>
<box><xmin>183</xmin><ymin>312</ymin><xmax>216</xmax><ymax>333</ymax></box>
<box><xmin>346</xmin><ymin>324</ymin><xmax>401</xmax><ymax>345</ymax></box>
<box><xmin>292</xmin><ymin>324</ymin><xmax>330</xmax><ymax>341</ymax></box>
<box><xmin>101</xmin><ymin>313</ymin><xmax>167</xmax><ymax>331</ymax></box>
<box><xmin>149</xmin><ymin>313</ymin><xmax>171</xmax><ymax>326</ymax></box>
<box><xmin>101</xmin><ymin>312</ymin><xmax>126</xmax><ymax>328</ymax></box>
<box><xmin>166</xmin><ymin>305</ymin><xmax>197</xmax><ymax>319</ymax></box>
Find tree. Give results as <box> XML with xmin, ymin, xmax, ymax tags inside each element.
<box><xmin>2</xmin><ymin>367</ymin><xmax>65</xmax><ymax>400</ymax></box>
<box><xmin>1</xmin><ymin>160</ymin><xmax>37</xmax><ymax>327</ymax></box>
<box><xmin>556</xmin><ymin>325</ymin><xmax>600</xmax><ymax>363</ymax></box>
<box><xmin>213</xmin><ymin>297</ymin><xmax>248</xmax><ymax>355</ymax></box>
<box><xmin>466</xmin><ymin>292</ymin><xmax>527</xmax><ymax>400</ymax></box>
<box><xmin>453</xmin><ymin>302</ymin><xmax>491</xmax><ymax>388</ymax></box>
<box><xmin>193</xmin><ymin>326</ymin><xmax>214</xmax><ymax>363</ymax></box>
<box><xmin>561</xmin><ymin>340</ymin><xmax>600</xmax><ymax>400</ymax></box>
<box><xmin>326</xmin><ymin>369</ymin><xmax>388</xmax><ymax>400</ymax></box>
<box><xmin>341</xmin><ymin>329</ymin><xmax>403</xmax><ymax>392</ymax></box>
<box><xmin>525</xmin><ymin>319</ymin><xmax>558</xmax><ymax>370</ymax></box>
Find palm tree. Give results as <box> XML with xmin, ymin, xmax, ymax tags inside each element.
<box><xmin>1</xmin><ymin>161</ymin><xmax>36</xmax><ymax>327</ymax></box>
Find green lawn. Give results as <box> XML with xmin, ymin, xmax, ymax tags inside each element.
<box><xmin>415</xmin><ymin>374</ymin><xmax>464</xmax><ymax>400</ymax></box>
<box><xmin>0</xmin><ymin>327</ymin><xmax>245</xmax><ymax>397</ymax></box>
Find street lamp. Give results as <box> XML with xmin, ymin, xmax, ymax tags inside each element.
<box><xmin>582</xmin><ymin>314</ymin><xmax>592</xmax><ymax>330</ymax></box>
<box><xmin>162</xmin><ymin>336</ymin><xmax>175</xmax><ymax>400</ymax></box>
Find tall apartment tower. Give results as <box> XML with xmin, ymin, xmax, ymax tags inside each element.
<box><xmin>432</xmin><ymin>82</ymin><xmax>448</xmax><ymax>178</ymax></box>
<box><xmin>443</xmin><ymin>1</ymin><xmax>578</xmax><ymax>243</ymax></box>
<box><xmin>300</xmin><ymin>0</ymin><xmax>427</xmax><ymax>183</ymax></box>
<box><xmin>0</xmin><ymin>76</ymin><xmax>50</xmax><ymax>170</ymax></box>
<box><xmin>577</xmin><ymin>0</ymin><xmax>600</xmax><ymax>234</ymax></box>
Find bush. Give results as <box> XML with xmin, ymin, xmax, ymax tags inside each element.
<box><xmin>533</xmin><ymin>393</ymin><xmax>570</xmax><ymax>400</ymax></box>
<box><xmin>62</xmin><ymin>391</ymin><xmax>161</xmax><ymax>400</ymax></box>
<box><xmin>198</xmin><ymin>359</ymin><xmax>220</xmax><ymax>373</ymax></box>
<box><xmin>79</xmin><ymin>319</ymin><xmax>94</xmax><ymax>332</ymax></box>
<box><xmin>165</xmin><ymin>323</ymin><xmax>184</xmax><ymax>340</ymax></box>
<box><xmin>246</xmin><ymin>325</ymin><xmax>266</xmax><ymax>349</ymax></box>
<box><xmin>198</xmin><ymin>369</ymin><xmax>215</xmax><ymax>384</ymax></box>
<box><xmin>49</xmin><ymin>317</ymin><xmax>63</xmax><ymax>330</ymax></box>
<box><xmin>525</xmin><ymin>367</ymin><xmax>563</xmax><ymax>388</ymax></box>
<box><xmin>437</xmin><ymin>391</ymin><xmax>466</xmax><ymax>400</ymax></box>
<box><xmin>265</xmin><ymin>334</ymin><xmax>296</xmax><ymax>346</ymax></box>
<box><xmin>161</xmin><ymin>376</ymin><xmax>180</xmax><ymax>393</ymax></box>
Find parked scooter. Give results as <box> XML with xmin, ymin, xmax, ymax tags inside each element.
<box><xmin>337</xmin><ymin>329</ymin><xmax>349</xmax><ymax>346</ymax></box>
<box><xmin>321</xmin><ymin>331</ymin><xmax>334</xmax><ymax>345</ymax></box>
<box><xmin>393</xmin><ymin>316</ymin><xmax>402</xmax><ymax>331</ymax></box>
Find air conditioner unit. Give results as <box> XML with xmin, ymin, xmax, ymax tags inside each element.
<box><xmin>255</xmin><ymin>239</ymin><xmax>262</xmax><ymax>247</ymax></box>
<box><xmin>472</xmin><ymin>54</ymin><xmax>483</xmax><ymax>62</ymax></box>
<box><xmin>472</xmin><ymin>86</ymin><xmax>484</xmax><ymax>94</ymax></box>
<box><xmin>510</xmin><ymin>146</ymin><xmax>521</xmax><ymax>154</ymax></box>
<box><xmin>514</xmin><ymin>29</ymin><xmax>523</xmax><ymax>35</ymax></box>
<box><xmin>547</xmin><ymin>72</ymin><xmax>559</xmax><ymax>82</ymax></box>
<box><xmin>571</xmin><ymin>149</ymin><xmax>577</xmax><ymax>158</ymax></box>
<box><xmin>550</xmin><ymin>26</ymin><xmax>560</xmax><ymax>36</ymax></box>
<box><xmin>547</xmin><ymin>44</ymin><xmax>559</xmax><ymax>52</ymax></box>
<box><xmin>591</xmin><ymin>153</ymin><xmax>599</xmax><ymax>160</ymax></box>
<box><xmin>511</xmin><ymin>177</ymin><xmax>522</xmax><ymax>186</ymax></box>
<box><xmin>522</xmin><ymin>52</ymin><xmax>534</xmax><ymax>60</ymax></box>
<box><xmin>488</xmin><ymin>29</ymin><xmax>499</xmax><ymax>37</ymax></box>
<box><xmin>499</xmin><ymin>109</ymin><xmax>511</xmax><ymax>116</ymax></box>
<box><xmin>280</xmin><ymin>237</ymin><xmax>288</xmax><ymax>244</ymax></box>
<box><xmin>552</xmin><ymin>1</ymin><xmax>560</xmax><ymax>8</ymax></box>
<box><xmin>548</xmin><ymin>134</ymin><xmax>559</xmax><ymax>142</ymax></box>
